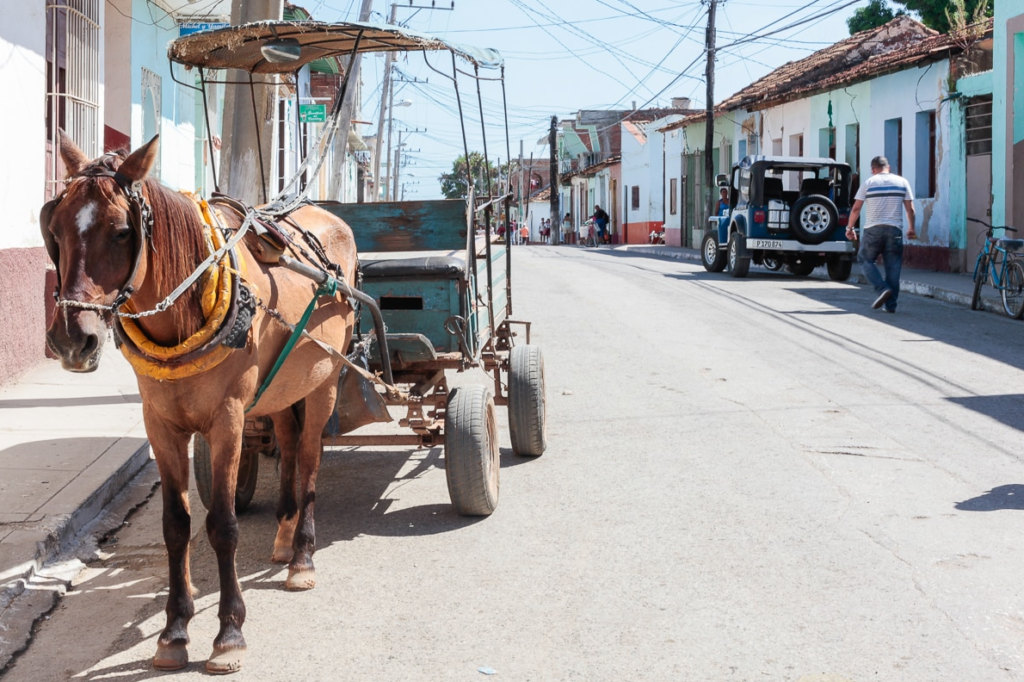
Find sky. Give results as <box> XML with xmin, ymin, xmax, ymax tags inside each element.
<box><xmin>303</xmin><ymin>0</ymin><xmax>880</xmax><ymax>199</ymax></box>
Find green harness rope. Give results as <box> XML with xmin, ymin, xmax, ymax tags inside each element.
<box><xmin>246</xmin><ymin>277</ymin><xmax>339</xmax><ymax>413</ymax></box>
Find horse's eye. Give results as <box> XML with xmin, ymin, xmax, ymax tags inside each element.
<box><xmin>112</xmin><ymin>225</ymin><xmax>132</xmax><ymax>242</ymax></box>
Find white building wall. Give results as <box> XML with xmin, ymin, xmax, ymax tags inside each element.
<box><xmin>620</xmin><ymin>124</ymin><xmax>649</xmax><ymax>227</ymax></box>
<box><xmin>663</xmin><ymin>127</ymin><xmax>684</xmax><ymax>234</ymax></box>
<box><xmin>0</xmin><ymin>5</ymin><xmax>46</xmax><ymax>250</ymax></box>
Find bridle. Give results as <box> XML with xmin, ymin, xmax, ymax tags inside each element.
<box><xmin>40</xmin><ymin>162</ymin><xmax>154</xmax><ymax>315</ymax></box>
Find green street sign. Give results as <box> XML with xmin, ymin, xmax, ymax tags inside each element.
<box><xmin>299</xmin><ymin>104</ymin><xmax>326</xmax><ymax>123</ymax></box>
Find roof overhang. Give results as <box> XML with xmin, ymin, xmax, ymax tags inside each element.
<box><xmin>168</xmin><ymin>20</ymin><xmax>503</xmax><ymax>74</ymax></box>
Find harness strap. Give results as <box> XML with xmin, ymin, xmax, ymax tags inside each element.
<box><xmin>246</xmin><ymin>277</ymin><xmax>339</xmax><ymax>413</ymax></box>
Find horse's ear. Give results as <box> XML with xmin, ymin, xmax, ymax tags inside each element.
<box><xmin>118</xmin><ymin>135</ymin><xmax>160</xmax><ymax>184</ymax></box>
<box><xmin>58</xmin><ymin>129</ymin><xmax>90</xmax><ymax>178</ymax></box>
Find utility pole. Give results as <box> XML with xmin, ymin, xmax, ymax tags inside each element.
<box><xmin>329</xmin><ymin>0</ymin><xmax>374</xmax><ymax>201</ymax></box>
<box><xmin>392</xmin><ymin>130</ymin><xmax>402</xmax><ymax>201</ymax></box>
<box><xmin>373</xmin><ymin>3</ymin><xmax>399</xmax><ymax>201</ymax></box>
<box><xmin>549</xmin><ymin>115</ymin><xmax>559</xmax><ymax>245</ymax></box>
<box><xmin>518</xmin><ymin>140</ymin><xmax>524</xmax><ymax>233</ymax></box>
<box><xmin>703</xmin><ymin>0</ymin><xmax>719</xmax><ymax>226</ymax></box>
<box><xmin>220</xmin><ymin>0</ymin><xmax>284</xmax><ymax>205</ymax></box>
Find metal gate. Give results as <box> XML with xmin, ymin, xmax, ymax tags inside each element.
<box><xmin>45</xmin><ymin>0</ymin><xmax>101</xmax><ymax>199</ymax></box>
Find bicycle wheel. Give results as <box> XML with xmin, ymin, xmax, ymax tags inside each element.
<box><xmin>1002</xmin><ymin>259</ymin><xmax>1024</xmax><ymax>318</ymax></box>
<box><xmin>971</xmin><ymin>254</ymin><xmax>989</xmax><ymax>311</ymax></box>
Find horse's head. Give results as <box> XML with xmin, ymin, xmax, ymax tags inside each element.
<box><xmin>43</xmin><ymin>132</ymin><xmax>159</xmax><ymax>372</ymax></box>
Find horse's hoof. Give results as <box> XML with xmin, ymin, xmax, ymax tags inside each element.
<box><xmin>153</xmin><ymin>642</ymin><xmax>188</xmax><ymax>670</ymax></box>
<box><xmin>270</xmin><ymin>545</ymin><xmax>293</xmax><ymax>564</ymax></box>
<box><xmin>206</xmin><ymin>646</ymin><xmax>245</xmax><ymax>675</ymax></box>
<box><xmin>285</xmin><ymin>568</ymin><xmax>316</xmax><ymax>591</ymax></box>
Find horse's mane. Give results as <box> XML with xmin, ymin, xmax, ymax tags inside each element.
<box><xmin>84</xmin><ymin>152</ymin><xmax>209</xmax><ymax>340</ymax></box>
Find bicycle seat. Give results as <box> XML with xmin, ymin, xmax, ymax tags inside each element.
<box><xmin>998</xmin><ymin>238</ymin><xmax>1024</xmax><ymax>251</ymax></box>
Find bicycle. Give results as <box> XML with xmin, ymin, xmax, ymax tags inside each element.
<box><xmin>582</xmin><ymin>220</ymin><xmax>599</xmax><ymax>248</ymax></box>
<box><xmin>968</xmin><ymin>217</ymin><xmax>1024</xmax><ymax>318</ymax></box>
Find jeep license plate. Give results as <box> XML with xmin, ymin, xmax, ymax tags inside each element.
<box><xmin>748</xmin><ymin>239</ymin><xmax>784</xmax><ymax>250</ymax></box>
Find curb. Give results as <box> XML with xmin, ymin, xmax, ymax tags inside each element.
<box><xmin>622</xmin><ymin>245</ymin><xmax>1006</xmax><ymax>313</ymax></box>
<box><xmin>0</xmin><ymin>439</ymin><xmax>151</xmax><ymax>609</ymax></box>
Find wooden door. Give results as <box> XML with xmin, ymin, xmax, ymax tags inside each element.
<box><xmin>966</xmin><ymin>154</ymin><xmax>993</xmax><ymax>271</ymax></box>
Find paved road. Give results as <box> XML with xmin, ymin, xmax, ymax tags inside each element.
<box><xmin>7</xmin><ymin>247</ymin><xmax>1024</xmax><ymax>681</ymax></box>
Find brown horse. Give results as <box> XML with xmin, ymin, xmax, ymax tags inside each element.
<box><xmin>43</xmin><ymin>133</ymin><xmax>357</xmax><ymax>674</ymax></box>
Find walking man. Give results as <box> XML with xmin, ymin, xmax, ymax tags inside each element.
<box><xmin>845</xmin><ymin>156</ymin><xmax>916</xmax><ymax>313</ymax></box>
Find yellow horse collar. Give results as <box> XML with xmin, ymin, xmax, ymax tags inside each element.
<box><xmin>118</xmin><ymin>195</ymin><xmax>248</xmax><ymax>381</ymax></box>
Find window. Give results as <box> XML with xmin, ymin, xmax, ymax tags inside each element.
<box><xmin>142</xmin><ymin>68</ymin><xmax>162</xmax><ymax>180</ymax></box>
<box><xmin>669</xmin><ymin>178</ymin><xmax>678</xmax><ymax>215</ymax></box>
<box><xmin>884</xmin><ymin>118</ymin><xmax>903</xmax><ymax>174</ymax></box>
<box><xmin>46</xmin><ymin>0</ymin><xmax>101</xmax><ymax>199</ymax></box>
<box><xmin>631</xmin><ymin>185</ymin><xmax>640</xmax><ymax>210</ymax></box>
<box><xmin>789</xmin><ymin>133</ymin><xmax>804</xmax><ymax>157</ymax></box>
<box><xmin>819</xmin><ymin>127</ymin><xmax>836</xmax><ymax>160</ymax></box>
<box><xmin>845</xmin><ymin>123</ymin><xmax>860</xmax><ymax>172</ymax></box>
<box><xmin>965</xmin><ymin>95</ymin><xmax>993</xmax><ymax>156</ymax></box>
<box><xmin>915</xmin><ymin>110</ymin><xmax>937</xmax><ymax>198</ymax></box>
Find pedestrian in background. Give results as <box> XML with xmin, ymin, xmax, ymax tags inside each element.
<box><xmin>845</xmin><ymin>155</ymin><xmax>916</xmax><ymax>313</ymax></box>
<box><xmin>520</xmin><ymin>223</ymin><xmax>530</xmax><ymax>245</ymax></box>
<box><xmin>592</xmin><ymin>205</ymin><xmax>610</xmax><ymax>243</ymax></box>
<box><xmin>561</xmin><ymin>212</ymin><xmax>574</xmax><ymax>245</ymax></box>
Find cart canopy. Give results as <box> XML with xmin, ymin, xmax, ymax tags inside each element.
<box><xmin>168</xmin><ymin>20</ymin><xmax>503</xmax><ymax>75</ymax></box>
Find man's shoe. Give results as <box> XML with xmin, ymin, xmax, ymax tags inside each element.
<box><xmin>872</xmin><ymin>289</ymin><xmax>892</xmax><ymax>309</ymax></box>
<box><xmin>883</xmin><ymin>307</ymin><xmax>896</xmax><ymax>314</ymax></box>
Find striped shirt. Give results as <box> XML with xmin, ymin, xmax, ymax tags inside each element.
<box><xmin>855</xmin><ymin>172</ymin><xmax>914</xmax><ymax>230</ymax></box>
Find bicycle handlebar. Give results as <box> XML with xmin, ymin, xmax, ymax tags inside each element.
<box><xmin>968</xmin><ymin>217</ymin><xmax>1018</xmax><ymax>233</ymax></box>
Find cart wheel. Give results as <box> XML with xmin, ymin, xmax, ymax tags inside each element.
<box><xmin>508</xmin><ymin>345</ymin><xmax>547</xmax><ymax>457</ymax></box>
<box><xmin>444</xmin><ymin>386</ymin><xmax>499</xmax><ymax>516</ymax></box>
<box><xmin>192</xmin><ymin>434</ymin><xmax>260</xmax><ymax>513</ymax></box>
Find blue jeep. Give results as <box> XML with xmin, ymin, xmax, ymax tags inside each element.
<box><xmin>701</xmin><ymin>155</ymin><xmax>856</xmax><ymax>280</ymax></box>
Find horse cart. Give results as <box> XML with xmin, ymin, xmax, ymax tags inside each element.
<box><xmin>169</xmin><ymin>21</ymin><xmax>547</xmax><ymax>518</ymax></box>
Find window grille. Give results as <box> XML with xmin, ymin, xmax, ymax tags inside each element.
<box><xmin>46</xmin><ymin>0</ymin><xmax>101</xmax><ymax>199</ymax></box>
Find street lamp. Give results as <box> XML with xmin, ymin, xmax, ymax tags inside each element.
<box><xmin>373</xmin><ymin>98</ymin><xmax>412</xmax><ymax>202</ymax></box>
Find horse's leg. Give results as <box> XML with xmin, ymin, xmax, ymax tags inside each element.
<box><xmin>270</xmin><ymin>402</ymin><xmax>303</xmax><ymax>564</ymax></box>
<box><xmin>286</xmin><ymin>380</ymin><xmax>337</xmax><ymax>591</ymax></box>
<box><xmin>204</xmin><ymin>418</ymin><xmax>248</xmax><ymax>674</ymax></box>
<box><xmin>147</xmin><ymin>423</ymin><xmax>194</xmax><ymax>671</ymax></box>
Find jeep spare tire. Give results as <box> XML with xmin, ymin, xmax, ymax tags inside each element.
<box><xmin>790</xmin><ymin>194</ymin><xmax>838</xmax><ymax>245</ymax></box>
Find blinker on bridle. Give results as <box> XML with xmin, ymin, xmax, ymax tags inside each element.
<box><xmin>42</xmin><ymin>163</ymin><xmax>155</xmax><ymax>315</ymax></box>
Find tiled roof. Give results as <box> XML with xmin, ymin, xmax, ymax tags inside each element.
<box><xmin>660</xmin><ymin>15</ymin><xmax>982</xmax><ymax>132</ymax></box>
<box><xmin>560</xmin><ymin>155</ymin><xmax>621</xmax><ymax>181</ymax></box>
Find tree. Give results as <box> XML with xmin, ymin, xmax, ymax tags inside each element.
<box><xmin>438</xmin><ymin>152</ymin><xmax>501</xmax><ymax>199</ymax></box>
<box><xmin>892</xmin><ymin>0</ymin><xmax>992</xmax><ymax>33</ymax></box>
<box><xmin>847</xmin><ymin>0</ymin><xmax>905</xmax><ymax>35</ymax></box>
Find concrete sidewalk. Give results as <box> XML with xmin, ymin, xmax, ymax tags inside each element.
<box><xmin>0</xmin><ymin>345</ymin><xmax>150</xmax><ymax>670</ymax></box>
<box><xmin>616</xmin><ymin>243</ymin><xmax>1011</xmax><ymax>314</ymax></box>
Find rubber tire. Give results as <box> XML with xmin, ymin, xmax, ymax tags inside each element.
<box><xmin>192</xmin><ymin>434</ymin><xmax>260</xmax><ymax>513</ymax></box>
<box><xmin>444</xmin><ymin>386</ymin><xmax>499</xmax><ymax>516</ymax></box>
<box><xmin>727</xmin><ymin>232</ymin><xmax>750</xmax><ymax>278</ymax></box>
<box><xmin>701</xmin><ymin>232</ymin><xmax>726</xmax><ymax>272</ymax></box>
<box><xmin>762</xmin><ymin>256</ymin><xmax>783</xmax><ymax>271</ymax></box>
<box><xmin>827</xmin><ymin>258</ymin><xmax>852</xmax><ymax>282</ymax></box>
<box><xmin>1002</xmin><ymin>259</ymin><xmax>1024</xmax><ymax>318</ymax></box>
<box><xmin>972</xmin><ymin>255</ymin><xmax>988</xmax><ymax>310</ymax></box>
<box><xmin>790</xmin><ymin>195</ymin><xmax>839</xmax><ymax>245</ymax></box>
<box><xmin>508</xmin><ymin>345</ymin><xmax>547</xmax><ymax>457</ymax></box>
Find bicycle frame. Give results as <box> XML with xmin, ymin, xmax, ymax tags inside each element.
<box><xmin>969</xmin><ymin>217</ymin><xmax>1024</xmax><ymax>318</ymax></box>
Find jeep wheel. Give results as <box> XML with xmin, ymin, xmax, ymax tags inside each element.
<box><xmin>727</xmin><ymin>232</ymin><xmax>750</xmax><ymax>278</ymax></box>
<box><xmin>762</xmin><ymin>256</ymin><xmax>783</xmax><ymax>271</ymax></box>
<box><xmin>790</xmin><ymin>195</ymin><xmax>839</xmax><ymax>245</ymax></box>
<box><xmin>701</xmin><ymin>232</ymin><xmax>726</xmax><ymax>272</ymax></box>
<box><xmin>827</xmin><ymin>257</ymin><xmax>852</xmax><ymax>282</ymax></box>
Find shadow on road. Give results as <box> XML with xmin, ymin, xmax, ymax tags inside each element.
<box><xmin>944</xmin><ymin>394</ymin><xmax>1024</xmax><ymax>434</ymax></box>
<box><xmin>955</xmin><ymin>484</ymin><xmax>1024</xmax><ymax>511</ymax></box>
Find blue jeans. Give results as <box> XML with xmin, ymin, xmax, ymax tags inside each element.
<box><xmin>857</xmin><ymin>225</ymin><xmax>904</xmax><ymax>310</ymax></box>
